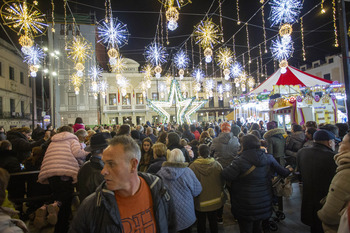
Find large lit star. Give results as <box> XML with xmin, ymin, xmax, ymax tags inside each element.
<box><xmin>185</xmin><ymin>99</ymin><xmax>207</xmax><ymax>123</ymax></box>
<box><xmin>147</xmin><ymin>79</ymin><xmax>193</xmax><ymax>124</ymax></box>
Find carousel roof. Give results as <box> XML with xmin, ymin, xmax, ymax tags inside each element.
<box><xmin>250</xmin><ymin>66</ymin><xmax>333</xmax><ymax>95</ymax></box>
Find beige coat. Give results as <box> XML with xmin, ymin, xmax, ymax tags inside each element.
<box><xmin>318</xmin><ymin>151</ymin><xmax>350</xmax><ymax>233</ymax></box>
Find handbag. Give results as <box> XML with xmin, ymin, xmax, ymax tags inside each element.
<box><xmin>272</xmin><ymin>176</ymin><xmax>293</xmax><ymax>197</ymax></box>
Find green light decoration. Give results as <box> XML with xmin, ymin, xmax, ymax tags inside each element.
<box><xmin>147</xmin><ymin>79</ymin><xmax>207</xmax><ymax>124</ymax></box>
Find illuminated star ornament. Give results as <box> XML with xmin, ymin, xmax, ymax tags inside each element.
<box><xmin>144</xmin><ymin>43</ymin><xmax>168</xmax><ymax>66</ymax></box>
<box><xmin>194</xmin><ymin>19</ymin><xmax>221</xmax><ymax>63</ymax></box>
<box><xmin>174</xmin><ymin>50</ymin><xmax>190</xmax><ymax>79</ymax></box>
<box><xmin>144</xmin><ymin>43</ymin><xmax>168</xmax><ymax>78</ymax></box>
<box><xmin>269</xmin><ymin>0</ymin><xmax>302</xmax><ymax>73</ymax></box>
<box><xmin>269</xmin><ymin>0</ymin><xmax>303</xmax><ymax>26</ymax></box>
<box><xmin>97</xmin><ymin>17</ymin><xmax>129</xmax><ymax>49</ymax></box>
<box><xmin>1</xmin><ymin>1</ymin><xmax>48</xmax><ymax>53</ymax></box>
<box><xmin>23</xmin><ymin>44</ymin><xmax>46</xmax><ymax>77</ymax></box>
<box><xmin>184</xmin><ymin>99</ymin><xmax>207</xmax><ymax>123</ymax></box>
<box><xmin>216</xmin><ymin>47</ymin><xmax>233</xmax><ymax>80</ymax></box>
<box><xmin>67</xmin><ymin>36</ymin><xmax>92</xmax><ymax>63</ymax></box>
<box><xmin>147</xmin><ymin>79</ymin><xmax>193</xmax><ymax>124</ymax></box>
<box><xmin>230</xmin><ymin>62</ymin><xmax>243</xmax><ymax>78</ymax></box>
<box><xmin>270</xmin><ymin>36</ymin><xmax>294</xmax><ymax>61</ymax></box>
<box><xmin>158</xmin><ymin>0</ymin><xmax>192</xmax><ymax>31</ymax></box>
<box><xmin>192</xmin><ymin>68</ymin><xmax>205</xmax><ymax>83</ymax></box>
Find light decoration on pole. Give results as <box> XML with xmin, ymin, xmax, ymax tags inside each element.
<box><xmin>116</xmin><ymin>74</ymin><xmax>129</xmax><ymax>97</ymax></box>
<box><xmin>144</xmin><ymin>43</ymin><xmax>168</xmax><ymax>78</ymax></box>
<box><xmin>269</xmin><ymin>0</ymin><xmax>302</xmax><ymax>73</ymax></box>
<box><xmin>1</xmin><ymin>1</ymin><xmax>48</xmax><ymax>54</ymax></box>
<box><xmin>216</xmin><ymin>47</ymin><xmax>233</xmax><ymax>80</ymax></box>
<box><xmin>174</xmin><ymin>50</ymin><xmax>190</xmax><ymax>79</ymax></box>
<box><xmin>24</xmin><ymin>44</ymin><xmax>46</xmax><ymax>77</ymax></box>
<box><xmin>194</xmin><ymin>19</ymin><xmax>221</xmax><ymax>63</ymax></box>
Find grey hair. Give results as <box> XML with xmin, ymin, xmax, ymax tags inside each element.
<box><xmin>108</xmin><ymin>135</ymin><xmax>141</xmax><ymax>162</ymax></box>
<box><xmin>75</xmin><ymin>129</ymin><xmax>87</xmax><ymax>137</ymax></box>
<box><xmin>168</xmin><ymin>148</ymin><xmax>185</xmax><ymax>163</ymax></box>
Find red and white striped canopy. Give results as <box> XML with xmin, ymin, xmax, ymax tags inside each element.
<box><xmin>250</xmin><ymin>66</ymin><xmax>333</xmax><ymax>94</ymax></box>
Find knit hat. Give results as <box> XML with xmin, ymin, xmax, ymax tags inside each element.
<box><xmin>313</xmin><ymin>129</ymin><xmax>336</xmax><ymax>141</ymax></box>
<box><xmin>221</xmin><ymin>122</ymin><xmax>231</xmax><ymax>132</ymax></box>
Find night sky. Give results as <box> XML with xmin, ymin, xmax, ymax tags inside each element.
<box><xmin>1</xmin><ymin>0</ymin><xmax>349</xmax><ymax>77</ymax></box>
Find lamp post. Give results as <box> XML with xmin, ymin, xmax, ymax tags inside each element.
<box><xmin>338</xmin><ymin>0</ymin><xmax>350</xmax><ymax>122</ymax></box>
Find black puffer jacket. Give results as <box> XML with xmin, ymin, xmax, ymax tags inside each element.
<box><xmin>222</xmin><ymin>149</ymin><xmax>290</xmax><ymax>221</ymax></box>
<box><xmin>7</xmin><ymin>131</ymin><xmax>45</xmax><ymax>163</ymax></box>
<box><xmin>69</xmin><ymin>172</ymin><xmax>177</xmax><ymax>233</ymax></box>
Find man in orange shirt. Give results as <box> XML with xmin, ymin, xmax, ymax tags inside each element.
<box><xmin>69</xmin><ymin>135</ymin><xmax>176</xmax><ymax>233</ymax></box>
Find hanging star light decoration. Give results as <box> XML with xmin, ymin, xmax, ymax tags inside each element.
<box><xmin>194</xmin><ymin>19</ymin><xmax>221</xmax><ymax>49</ymax></box>
<box><xmin>270</xmin><ymin>35</ymin><xmax>294</xmax><ymax>61</ymax></box>
<box><xmin>142</xmin><ymin>64</ymin><xmax>154</xmax><ymax>78</ymax></box>
<box><xmin>144</xmin><ymin>43</ymin><xmax>168</xmax><ymax>66</ymax></box>
<box><xmin>147</xmin><ymin>79</ymin><xmax>194</xmax><ymax>124</ymax></box>
<box><xmin>216</xmin><ymin>47</ymin><xmax>233</xmax><ymax>69</ymax></box>
<box><xmin>89</xmin><ymin>66</ymin><xmax>103</xmax><ymax>81</ymax></box>
<box><xmin>157</xmin><ymin>0</ymin><xmax>192</xmax><ymax>9</ymax></box>
<box><xmin>216</xmin><ymin>47</ymin><xmax>233</xmax><ymax>80</ymax></box>
<box><xmin>174</xmin><ymin>50</ymin><xmax>190</xmax><ymax>79</ymax></box>
<box><xmin>192</xmin><ymin>68</ymin><xmax>205</xmax><ymax>83</ymax></box>
<box><xmin>70</xmin><ymin>73</ymin><xmax>84</xmax><ymax>95</ymax></box>
<box><xmin>99</xmin><ymin>80</ymin><xmax>109</xmax><ymax>98</ymax></box>
<box><xmin>224</xmin><ymin>83</ymin><xmax>232</xmax><ymax>97</ymax></box>
<box><xmin>97</xmin><ymin>17</ymin><xmax>129</xmax><ymax>49</ymax></box>
<box><xmin>23</xmin><ymin>44</ymin><xmax>45</xmax><ymax>65</ymax></box>
<box><xmin>1</xmin><ymin>1</ymin><xmax>48</xmax><ymax>42</ymax></box>
<box><xmin>194</xmin><ymin>19</ymin><xmax>221</xmax><ymax>63</ymax></box>
<box><xmin>174</xmin><ymin>50</ymin><xmax>190</xmax><ymax>69</ymax></box>
<box><xmin>67</xmin><ymin>36</ymin><xmax>92</xmax><ymax>63</ymax></box>
<box><xmin>230</xmin><ymin>62</ymin><xmax>243</xmax><ymax>78</ymax></box>
<box><xmin>111</xmin><ymin>56</ymin><xmax>126</xmax><ymax>73</ymax></box>
<box><xmin>269</xmin><ymin>0</ymin><xmax>303</xmax><ymax>26</ymax></box>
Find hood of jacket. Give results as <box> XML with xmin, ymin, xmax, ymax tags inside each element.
<box><xmin>6</xmin><ymin>131</ymin><xmax>27</xmax><ymax>141</ymax></box>
<box><xmin>51</xmin><ymin>131</ymin><xmax>78</xmax><ymax>142</ymax></box>
<box><xmin>334</xmin><ymin>151</ymin><xmax>350</xmax><ymax>172</ymax></box>
<box><xmin>192</xmin><ymin>157</ymin><xmax>217</xmax><ymax>176</ymax></box>
<box><xmin>290</xmin><ymin>131</ymin><xmax>305</xmax><ymax>142</ymax></box>
<box><xmin>239</xmin><ymin>149</ymin><xmax>269</xmax><ymax>167</ymax></box>
<box><xmin>263</xmin><ymin>128</ymin><xmax>285</xmax><ymax>139</ymax></box>
<box><xmin>216</xmin><ymin>132</ymin><xmax>234</xmax><ymax>144</ymax></box>
<box><xmin>160</xmin><ymin>161</ymin><xmax>188</xmax><ymax>180</ymax></box>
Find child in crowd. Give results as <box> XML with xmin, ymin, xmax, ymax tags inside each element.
<box><xmin>189</xmin><ymin>144</ymin><xmax>224</xmax><ymax>233</ymax></box>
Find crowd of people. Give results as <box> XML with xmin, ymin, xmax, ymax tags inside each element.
<box><xmin>0</xmin><ymin>118</ymin><xmax>349</xmax><ymax>233</ymax></box>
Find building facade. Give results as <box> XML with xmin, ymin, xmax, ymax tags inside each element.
<box><xmin>299</xmin><ymin>54</ymin><xmax>345</xmax><ymax>83</ymax></box>
<box><xmin>0</xmin><ymin>38</ymin><xmax>34</xmax><ymax>130</ymax></box>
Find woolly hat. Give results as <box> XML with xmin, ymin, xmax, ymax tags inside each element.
<box><xmin>85</xmin><ymin>132</ymin><xmax>112</xmax><ymax>152</ymax></box>
<box><xmin>313</xmin><ymin>129</ymin><xmax>336</xmax><ymax>141</ymax></box>
<box><xmin>221</xmin><ymin>122</ymin><xmax>231</xmax><ymax>132</ymax></box>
